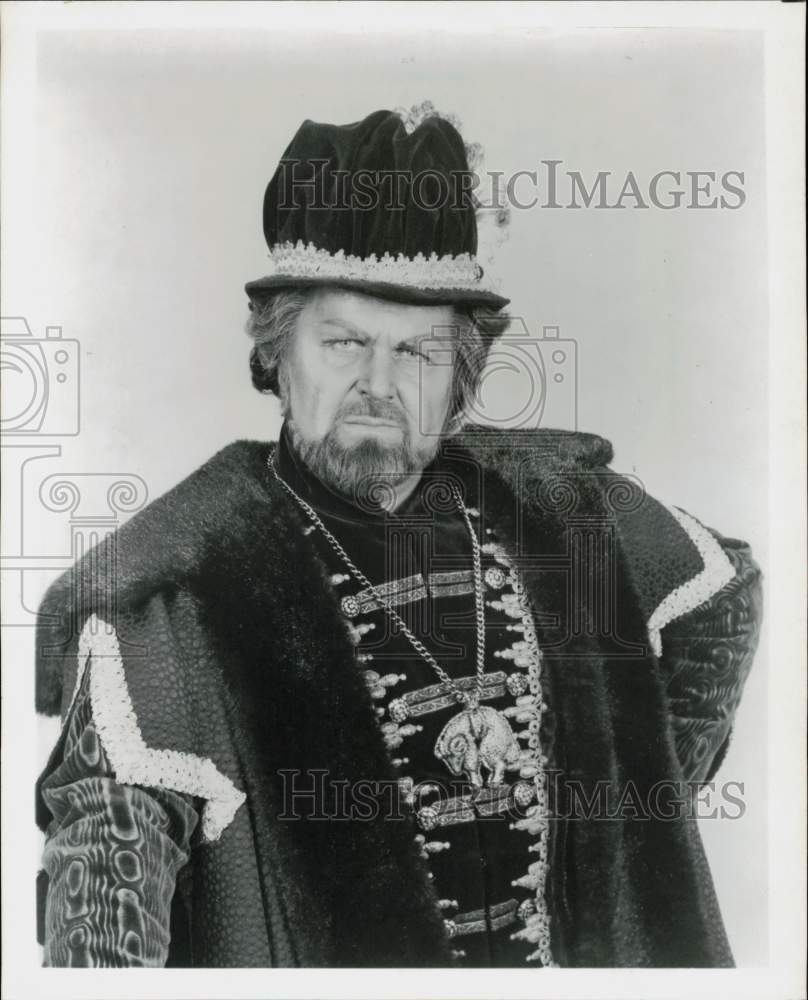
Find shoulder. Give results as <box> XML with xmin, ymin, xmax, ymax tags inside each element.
<box><xmin>45</xmin><ymin>439</ymin><xmax>273</xmax><ymax>609</ymax></box>
<box><xmin>446</xmin><ymin>425</ymin><xmax>613</xmax><ymax>483</ymax></box>
<box><xmin>445</xmin><ymin>425</ymin><xmax>760</xmax><ymax>652</ymax></box>
<box><xmin>35</xmin><ymin>439</ymin><xmax>279</xmax><ymax>715</ymax></box>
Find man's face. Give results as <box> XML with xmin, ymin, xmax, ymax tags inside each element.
<box><xmin>280</xmin><ymin>288</ymin><xmax>458</xmax><ymax>496</ymax></box>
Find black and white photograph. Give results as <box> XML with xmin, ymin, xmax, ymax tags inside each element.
<box><xmin>1</xmin><ymin>3</ymin><xmax>804</xmax><ymax>998</ymax></box>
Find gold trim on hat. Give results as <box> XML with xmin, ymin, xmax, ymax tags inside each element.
<box><xmin>267</xmin><ymin>240</ymin><xmax>485</xmax><ymax>292</ymax></box>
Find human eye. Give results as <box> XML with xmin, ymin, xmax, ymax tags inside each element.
<box><xmin>395</xmin><ymin>342</ymin><xmax>429</xmax><ymax>362</ymax></box>
<box><xmin>324</xmin><ymin>337</ymin><xmax>365</xmax><ymax>354</ymax></box>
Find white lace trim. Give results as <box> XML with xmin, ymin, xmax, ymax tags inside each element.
<box><xmin>81</xmin><ymin>613</ymin><xmax>246</xmax><ymax>843</ymax></box>
<box><xmin>482</xmin><ymin>541</ymin><xmax>557</xmax><ymax>967</ymax></box>
<box><xmin>267</xmin><ymin>240</ymin><xmax>485</xmax><ymax>291</ymax></box>
<box><xmin>646</xmin><ymin>507</ymin><xmax>736</xmax><ymax>658</ymax></box>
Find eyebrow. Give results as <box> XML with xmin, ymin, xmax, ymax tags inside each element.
<box><xmin>318</xmin><ymin>319</ymin><xmax>366</xmax><ymax>337</ymax></box>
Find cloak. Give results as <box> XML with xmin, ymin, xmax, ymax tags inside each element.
<box><xmin>35</xmin><ymin>427</ymin><xmax>762</xmax><ymax>967</ymax></box>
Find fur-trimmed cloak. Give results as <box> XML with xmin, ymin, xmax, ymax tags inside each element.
<box><xmin>35</xmin><ymin>428</ymin><xmax>761</xmax><ymax>967</ymax></box>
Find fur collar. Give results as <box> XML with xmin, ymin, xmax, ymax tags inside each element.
<box><xmin>34</xmin><ymin>425</ymin><xmax>733</xmax><ymax>967</ymax></box>
<box><xmin>36</xmin><ymin>426</ymin><xmax>613</xmax><ymax>715</ymax></box>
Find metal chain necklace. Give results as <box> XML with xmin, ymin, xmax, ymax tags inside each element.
<box><xmin>267</xmin><ymin>452</ymin><xmax>487</xmax><ymax>709</ymax></box>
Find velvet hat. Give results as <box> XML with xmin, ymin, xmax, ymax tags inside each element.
<box><xmin>245</xmin><ymin>108</ymin><xmax>509</xmax><ymax>310</ymax></box>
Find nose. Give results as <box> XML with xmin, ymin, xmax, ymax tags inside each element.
<box><xmin>357</xmin><ymin>343</ymin><xmax>395</xmax><ymax>400</ymax></box>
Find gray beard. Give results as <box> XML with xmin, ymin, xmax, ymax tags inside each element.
<box><xmin>286</xmin><ymin>410</ymin><xmax>439</xmax><ymax>505</ymax></box>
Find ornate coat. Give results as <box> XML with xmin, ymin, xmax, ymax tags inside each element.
<box><xmin>35</xmin><ymin>428</ymin><xmax>762</xmax><ymax>968</ymax></box>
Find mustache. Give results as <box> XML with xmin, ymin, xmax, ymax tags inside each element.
<box><xmin>338</xmin><ymin>398</ymin><xmax>407</xmax><ymax>425</ymax></box>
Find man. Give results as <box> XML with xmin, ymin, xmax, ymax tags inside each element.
<box><xmin>35</xmin><ymin>106</ymin><xmax>762</xmax><ymax>968</ymax></box>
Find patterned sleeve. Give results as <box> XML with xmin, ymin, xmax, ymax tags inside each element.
<box><xmin>39</xmin><ymin>665</ymin><xmax>199</xmax><ymax>967</ymax></box>
<box><xmin>656</xmin><ymin>532</ymin><xmax>763</xmax><ymax>783</ymax></box>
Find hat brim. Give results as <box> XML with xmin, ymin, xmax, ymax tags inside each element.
<box><xmin>244</xmin><ymin>274</ymin><xmax>509</xmax><ymax>311</ymax></box>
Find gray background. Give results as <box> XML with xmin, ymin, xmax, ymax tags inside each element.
<box><xmin>18</xmin><ymin>26</ymin><xmax>767</xmax><ymax>964</ymax></box>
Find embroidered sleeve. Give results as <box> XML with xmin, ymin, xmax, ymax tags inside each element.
<box><xmin>77</xmin><ymin>610</ymin><xmax>245</xmax><ymax>843</ymax></box>
<box><xmin>39</xmin><ymin>666</ymin><xmax>199</xmax><ymax>967</ymax></box>
<box><xmin>656</xmin><ymin>532</ymin><xmax>763</xmax><ymax>782</ymax></box>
